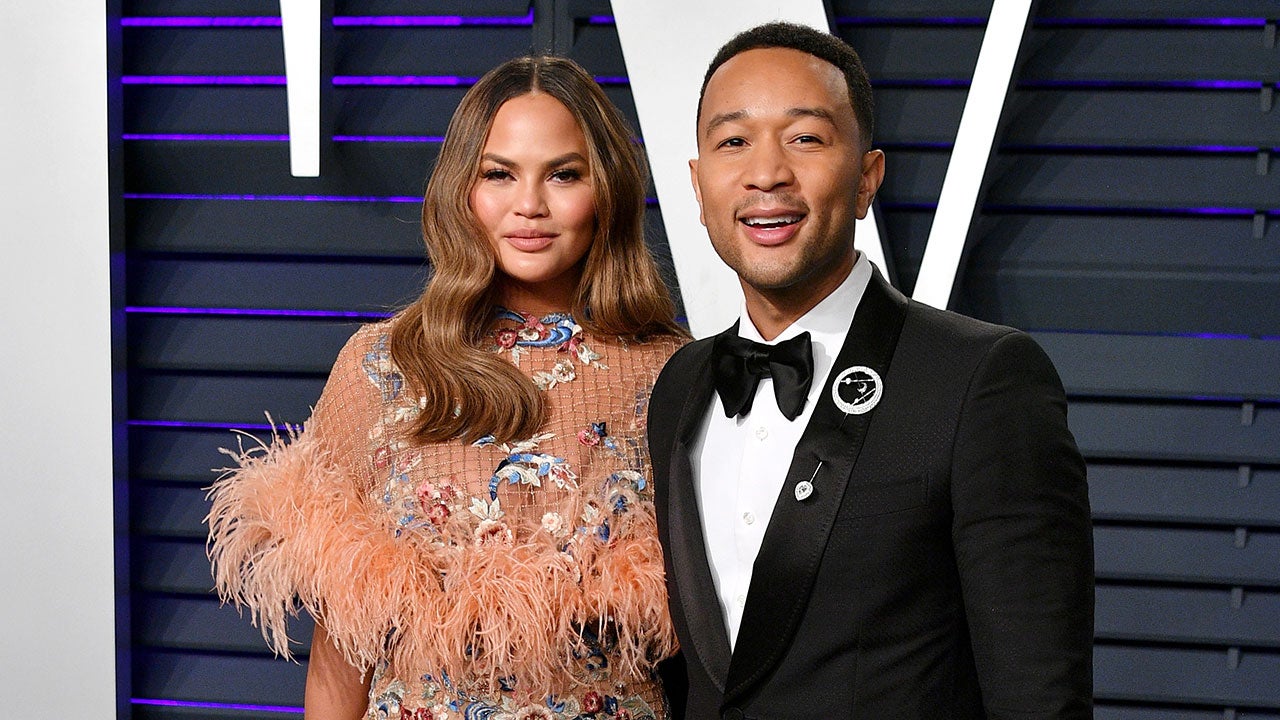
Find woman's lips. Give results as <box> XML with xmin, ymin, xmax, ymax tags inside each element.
<box><xmin>503</xmin><ymin>231</ymin><xmax>557</xmax><ymax>252</ymax></box>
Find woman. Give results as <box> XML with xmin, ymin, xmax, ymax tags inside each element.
<box><xmin>207</xmin><ymin>55</ymin><xmax>686</xmax><ymax>720</ymax></box>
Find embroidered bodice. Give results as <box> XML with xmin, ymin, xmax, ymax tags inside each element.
<box><xmin>208</xmin><ymin>311</ymin><xmax>683</xmax><ymax>720</ymax></box>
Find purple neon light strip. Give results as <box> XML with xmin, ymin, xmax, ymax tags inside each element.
<box><xmin>122</xmin><ymin>12</ymin><xmax>537</xmax><ymax>28</ymax></box>
<box><xmin>332</xmin><ymin>75</ymin><xmax>476</xmax><ymax>87</ymax></box>
<box><xmin>123</xmin><ymin>133</ymin><xmax>289</xmax><ymax>142</ymax></box>
<box><xmin>127</xmin><ymin>420</ymin><xmax>280</xmax><ymax>431</ymax></box>
<box><xmin>124</xmin><ymin>192</ymin><xmax>655</xmax><ymax>206</ymax></box>
<box><xmin>880</xmin><ymin>203</ymin><xmax>1280</xmax><ymax>218</ymax></box>
<box><xmin>1031</xmin><ymin>328</ymin><xmax>1275</xmax><ymax>343</ymax></box>
<box><xmin>122</xmin><ymin>75</ymin><xmax>285</xmax><ymax>86</ymax></box>
<box><xmin>330</xmin><ymin>75</ymin><xmax>631</xmax><ymax>87</ymax></box>
<box><xmin>123</xmin><ymin>192</ymin><xmax>421</xmax><ymax>203</ymax></box>
<box><xmin>120</xmin><ymin>134</ymin><xmax>446</xmax><ymax>143</ymax></box>
<box><xmin>594</xmin><ymin>14</ymin><xmax>1263</xmax><ymax>27</ymax></box>
<box><xmin>333</xmin><ymin>10</ymin><xmax>534</xmax><ymax>27</ymax></box>
<box><xmin>333</xmin><ymin>134</ymin><xmax>445</xmax><ymax>143</ymax></box>
<box><xmin>125</xmin><ymin>306</ymin><xmax>394</xmax><ymax>319</ymax></box>
<box><xmin>1035</xmin><ymin>17</ymin><xmax>1267</xmax><ymax>28</ymax></box>
<box><xmin>121</xmin><ymin>16</ymin><xmax>281</xmax><ymax>27</ymax></box>
<box><xmin>982</xmin><ymin>204</ymin><xmax>1280</xmax><ymax>217</ymax></box>
<box><xmin>1019</xmin><ymin>79</ymin><xmax>1268</xmax><ymax>90</ymax></box>
<box><xmin>589</xmin><ymin>15</ymin><xmax>990</xmax><ymax>26</ymax></box>
<box><xmin>133</xmin><ymin>698</ymin><xmax>302</xmax><ymax>713</ymax></box>
<box><xmin>1001</xmin><ymin>143</ymin><xmax>1279</xmax><ymax>155</ymax></box>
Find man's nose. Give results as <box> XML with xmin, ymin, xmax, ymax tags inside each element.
<box><xmin>742</xmin><ymin>142</ymin><xmax>796</xmax><ymax>192</ymax></box>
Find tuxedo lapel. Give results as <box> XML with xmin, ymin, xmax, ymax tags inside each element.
<box><xmin>724</xmin><ymin>269</ymin><xmax>910</xmax><ymax>702</ymax></box>
<box><xmin>663</xmin><ymin>337</ymin><xmax>733</xmax><ymax>689</ymax></box>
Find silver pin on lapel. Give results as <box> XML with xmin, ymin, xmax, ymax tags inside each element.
<box><xmin>795</xmin><ymin>462</ymin><xmax>823</xmax><ymax>501</ymax></box>
<box><xmin>831</xmin><ymin>365</ymin><xmax>883</xmax><ymax>416</ymax></box>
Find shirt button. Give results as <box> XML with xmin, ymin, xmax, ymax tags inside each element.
<box><xmin>755</xmin><ymin>426</ymin><xmax>768</xmax><ymax>440</ymax></box>
<box><xmin>735</xmin><ymin>594</ymin><xmax>746</xmax><ymax>608</ymax></box>
<box><xmin>742</xmin><ymin>512</ymin><xmax>755</xmax><ymax>525</ymax></box>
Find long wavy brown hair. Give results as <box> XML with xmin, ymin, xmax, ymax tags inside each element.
<box><xmin>389</xmin><ymin>55</ymin><xmax>684</xmax><ymax>444</ymax></box>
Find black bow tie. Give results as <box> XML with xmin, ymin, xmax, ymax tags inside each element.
<box><xmin>712</xmin><ymin>330</ymin><xmax>814</xmax><ymax>421</ymax></box>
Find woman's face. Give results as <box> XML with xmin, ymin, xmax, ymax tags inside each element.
<box><xmin>470</xmin><ymin>92</ymin><xmax>597</xmax><ymax>314</ymax></box>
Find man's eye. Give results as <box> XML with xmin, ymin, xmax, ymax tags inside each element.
<box><xmin>718</xmin><ymin>137</ymin><xmax>746</xmax><ymax>149</ymax></box>
<box><xmin>795</xmin><ymin>134</ymin><xmax>822</xmax><ymax>144</ymax></box>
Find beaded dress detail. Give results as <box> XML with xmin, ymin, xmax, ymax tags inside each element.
<box><xmin>207</xmin><ymin>310</ymin><xmax>683</xmax><ymax>719</ymax></box>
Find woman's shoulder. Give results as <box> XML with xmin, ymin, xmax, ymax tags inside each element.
<box><xmin>311</xmin><ymin>317</ymin><xmax>406</xmax><ymax>418</ymax></box>
<box><xmin>327</xmin><ymin>317</ymin><xmax>401</xmax><ymax>378</ymax></box>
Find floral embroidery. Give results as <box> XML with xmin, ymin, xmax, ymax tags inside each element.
<box><xmin>532</xmin><ymin>359</ymin><xmax>576</xmax><ymax>390</ymax></box>
<box><xmin>540</xmin><ymin>512</ymin><xmax>569</xmax><ymax>538</ymax></box>
<box><xmin>474</xmin><ymin>433</ymin><xmax>579</xmax><ymax>500</ymax></box>
<box><xmin>474</xmin><ymin>518</ymin><xmax>514</xmax><ymax>546</ymax></box>
<box><xmin>494</xmin><ymin>328</ymin><xmax>520</xmax><ymax>349</ymax></box>
<box><xmin>379</xmin><ymin>666</ymin><xmax>660</xmax><ymax>720</ymax></box>
<box><xmin>416</xmin><ymin>479</ymin><xmax>458</xmax><ymax>528</ymax></box>
<box><xmin>469</xmin><ymin>497</ymin><xmax>504</xmax><ymax>521</ymax></box>
<box><xmin>369</xmin><ymin>676</ymin><xmax>408</xmax><ymax>720</ymax></box>
<box><xmin>363</xmin><ymin>335</ymin><xmax>405</xmax><ymax>402</ymax></box>
<box><xmin>576</xmin><ymin>422</ymin><xmax>607</xmax><ymax>446</ymax></box>
<box><xmin>488</xmin><ymin>308</ymin><xmax>607</xmax><ymax>372</ymax></box>
<box><xmin>467</xmin><ymin>499</ymin><xmax>513</xmax><ymax>546</ymax></box>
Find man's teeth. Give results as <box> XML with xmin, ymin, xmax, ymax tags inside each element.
<box><xmin>742</xmin><ymin>216</ymin><xmax>801</xmax><ymax>228</ymax></box>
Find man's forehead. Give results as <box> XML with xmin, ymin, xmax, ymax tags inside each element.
<box><xmin>699</xmin><ymin>48</ymin><xmax>853</xmax><ymax>133</ymax></box>
<box><xmin>709</xmin><ymin>47</ymin><xmax>843</xmax><ymax>88</ymax></box>
<box><xmin>703</xmin><ymin>48</ymin><xmax>848</xmax><ymax>110</ymax></box>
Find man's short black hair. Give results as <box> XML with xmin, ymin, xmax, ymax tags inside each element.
<box><xmin>697</xmin><ymin>22</ymin><xmax>875</xmax><ymax>148</ymax></box>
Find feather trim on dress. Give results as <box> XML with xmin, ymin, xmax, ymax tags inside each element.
<box><xmin>206</xmin><ymin>423</ymin><xmax>675</xmax><ymax>701</ymax></box>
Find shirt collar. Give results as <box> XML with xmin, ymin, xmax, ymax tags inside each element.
<box><xmin>738</xmin><ymin>252</ymin><xmax>873</xmax><ymax>346</ymax></box>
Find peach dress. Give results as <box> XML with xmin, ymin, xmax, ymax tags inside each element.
<box><xmin>208</xmin><ymin>310</ymin><xmax>682</xmax><ymax>720</ymax></box>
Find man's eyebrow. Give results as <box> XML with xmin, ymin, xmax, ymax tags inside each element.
<box><xmin>702</xmin><ymin>107</ymin><xmax>838</xmax><ymax>138</ymax></box>
<box><xmin>702</xmin><ymin>109</ymin><xmax>748</xmax><ymax>138</ymax></box>
<box><xmin>788</xmin><ymin>106</ymin><xmax>837</xmax><ymax>123</ymax></box>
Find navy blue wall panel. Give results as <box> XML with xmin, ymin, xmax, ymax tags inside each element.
<box><xmin>115</xmin><ymin>0</ymin><xmax>1280</xmax><ymax>717</ymax></box>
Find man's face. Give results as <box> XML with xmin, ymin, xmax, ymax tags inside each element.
<box><xmin>691</xmin><ymin>47</ymin><xmax>884</xmax><ymax>302</ymax></box>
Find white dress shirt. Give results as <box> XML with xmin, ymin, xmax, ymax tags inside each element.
<box><xmin>690</xmin><ymin>254</ymin><xmax>872</xmax><ymax>649</ymax></box>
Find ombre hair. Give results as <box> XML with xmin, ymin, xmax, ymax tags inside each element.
<box><xmin>389</xmin><ymin>55</ymin><xmax>684</xmax><ymax>444</ymax></box>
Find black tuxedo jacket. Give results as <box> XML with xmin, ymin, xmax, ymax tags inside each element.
<box><xmin>648</xmin><ymin>270</ymin><xmax>1094</xmax><ymax>719</ymax></box>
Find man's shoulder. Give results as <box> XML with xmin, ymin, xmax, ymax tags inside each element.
<box><xmin>903</xmin><ymin>300</ymin><xmax>1018</xmax><ymax>342</ymax></box>
<box><xmin>902</xmin><ymin>300</ymin><xmax>1040</xmax><ymax>354</ymax></box>
<box><xmin>900</xmin><ymin>301</ymin><xmax>1062</xmax><ymax>387</ymax></box>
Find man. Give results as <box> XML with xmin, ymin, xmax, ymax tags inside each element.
<box><xmin>648</xmin><ymin>22</ymin><xmax>1094</xmax><ymax>719</ymax></box>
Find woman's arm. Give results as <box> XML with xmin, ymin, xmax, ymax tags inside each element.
<box><xmin>304</xmin><ymin>622</ymin><xmax>371</xmax><ymax>720</ymax></box>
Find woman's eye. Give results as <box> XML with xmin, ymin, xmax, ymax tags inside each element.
<box><xmin>550</xmin><ymin>168</ymin><xmax>582</xmax><ymax>183</ymax></box>
<box><xmin>482</xmin><ymin>168</ymin><xmax>512</xmax><ymax>181</ymax></box>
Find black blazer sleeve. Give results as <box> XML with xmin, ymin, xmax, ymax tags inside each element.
<box><xmin>951</xmin><ymin>330</ymin><xmax>1094</xmax><ymax>717</ymax></box>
